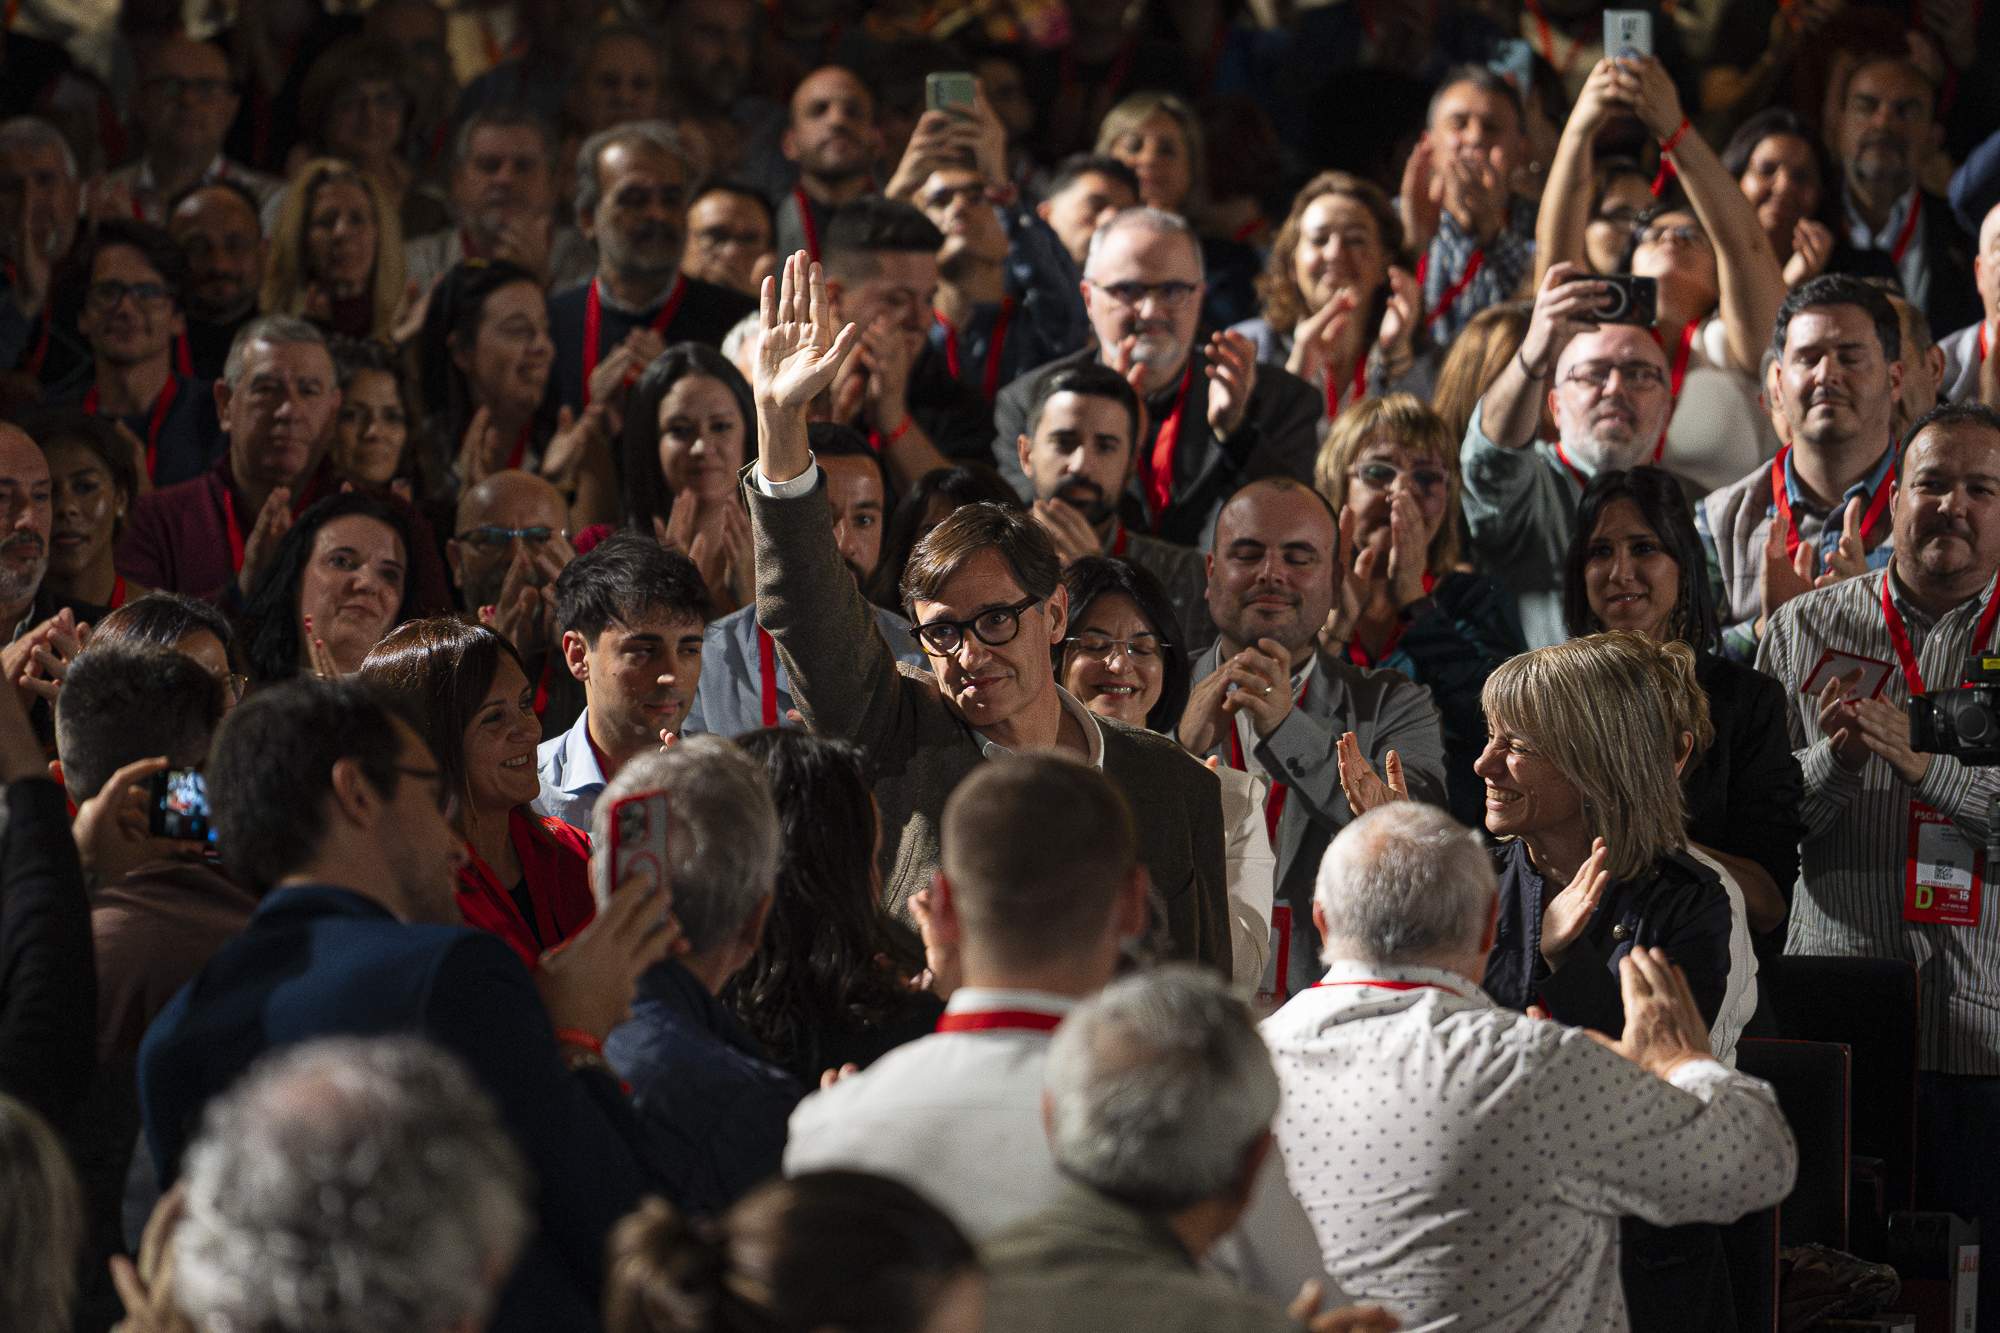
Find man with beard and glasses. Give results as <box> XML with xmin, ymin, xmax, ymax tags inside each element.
<box><xmin>137</xmin><ymin>678</ymin><xmax>679</xmax><ymax>1332</ymax></box>
<box><xmin>1827</xmin><ymin>57</ymin><xmax>1978</xmax><ymax>339</ymax></box>
<box><xmin>1701</xmin><ymin>276</ymin><xmax>1906</xmax><ymax>661</ymax></box>
<box><xmin>994</xmin><ymin>208</ymin><xmax>1319</xmax><ymax>551</ymax></box>
<box><xmin>166</xmin><ymin>181</ymin><xmax>265</xmax><ymax>382</ymax></box>
<box><xmin>1758</xmin><ymin>403</ymin><xmax>2000</xmax><ymax>1325</ymax></box>
<box><xmin>1459</xmin><ymin>262</ymin><xmax>1675</xmax><ymax>648</ymax></box>
<box><xmin>683</xmin><ymin>423</ymin><xmax>921</xmax><ymax>738</ymax></box>
<box><xmin>1179</xmin><ymin>477</ymin><xmax>1444</xmax><ymax>999</ymax></box>
<box><xmin>549</xmin><ymin>122</ymin><xmax>756</xmax><ymax>414</ymax></box>
<box><xmin>1014</xmin><ymin>362</ymin><xmax>1212</xmax><ymax>650</ymax></box>
<box><xmin>773</xmin><ymin>67</ymin><xmax>882</xmax><ymax>264</ymax></box>
<box><xmin>447</xmin><ymin>469</ymin><xmax>582</xmax><ymax>740</ymax></box>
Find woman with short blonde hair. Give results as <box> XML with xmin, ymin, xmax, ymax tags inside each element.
<box><xmin>261</xmin><ymin>159</ymin><xmax>407</xmax><ymax>342</ymax></box>
<box><xmin>1093</xmin><ymin>92</ymin><xmax>1204</xmax><ymax>215</ymax></box>
<box><xmin>1312</xmin><ymin>393</ymin><xmax>1517</xmax><ymax>826</ymax></box>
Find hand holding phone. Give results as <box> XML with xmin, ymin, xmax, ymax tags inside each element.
<box><xmin>150</xmin><ymin>768</ymin><xmax>215</xmax><ymax>843</ymax></box>
<box><xmin>608</xmin><ymin>790</ymin><xmax>672</xmax><ymax>907</ymax></box>
<box><xmin>1603</xmin><ymin>9</ymin><xmax>1654</xmax><ymax>58</ymax></box>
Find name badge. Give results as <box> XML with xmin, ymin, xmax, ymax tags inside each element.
<box><xmin>1258</xmin><ymin>902</ymin><xmax>1293</xmax><ymax>1010</ymax></box>
<box><xmin>1905</xmin><ymin>801</ymin><xmax>1984</xmax><ymax>927</ymax></box>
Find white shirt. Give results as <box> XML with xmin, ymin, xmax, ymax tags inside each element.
<box><xmin>1262</xmin><ymin>960</ymin><xmax>1797</xmax><ymax>1333</ymax></box>
<box><xmin>1215</xmin><ymin>764</ymin><xmax>1276</xmax><ymax>995</ymax></box>
<box><xmin>784</xmin><ymin>986</ymin><xmax>1336</xmax><ymax>1307</ymax></box>
<box><xmin>1686</xmin><ymin>847</ymin><xmax>1759</xmax><ymax>1066</ymax></box>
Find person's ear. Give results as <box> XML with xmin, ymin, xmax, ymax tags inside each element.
<box><xmin>327</xmin><ymin>754</ymin><xmax>381</xmax><ymax>830</ymax></box>
<box><xmin>212</xmin><ymin>377</ymin><xmax>233</xmax><ymax>427</ymax></box>
<box><xmin>1118</xmin><ymin>863</ymin><xmax>1152</xmax><ymax>938</ymax></box>
<box><xmin>561</xmin><ymin>628</ymin><xmax>590</xmax><ymax>682</ymax></box>
<box><xmin>1674</xmin><ymin>728</ymin><xmax>1694</xmax><ymax>775</ymax></box>
<box><xmin>1311</xmin><ymin>899</ymin><xmax>1330</xmax><ymax>951</ymax></box>
<box><xmin>1927</xmin><ymin>344</ymin><xmax>1947</xmax><ymax>393</ymax></box>
<box><xmin>930</xmin><ymin>870</ymin><xmax>964</xmax><ymax>946</ymax></box>
<box><xmin>449</xmin><ymin>332</ymin><xmax>473</xmax><ymax>377</ymax></box>
<box><xmin>739</xmin><ymin>893</ymin><xmax>775</xmax><ymax>954</ymax></box>
<box><xmin>780</xmin><ymin>125</ymin><xmax>799</xmax><ymax>165</ymax></box>
<box><xmin>1045</xmin><ymin>582</ymin><xmax>1068</xmax><ymax>644</ymax></box>
<box><xmin>1015</xmin><ymin>431</ymin><xmax>1033</xmax><ymax>476</ymax></box>
<box><xmin>445</xmin><ymin>539</ymin><xmax>465</xmax><ymax>587</ymax></box>
<box><xmin>1036</xmin><ymin>198</ymin><xmax>1054</xmax><ymax>224</ymax></box>
<box><xmin>1887</xmin><ymin>356</ymin><xmax>1905</xmax><ymax>402</ymax></box>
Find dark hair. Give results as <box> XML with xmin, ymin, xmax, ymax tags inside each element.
<box><xmin>239</xmin><ymin>492</ymin><xmax>421</xmax><ymax>686</ymax></box>
<box><xmin>1024</xmin><ymin>362</ymin><xmax>1139</xmax><ymax>447</ymax></box>
<box><xmin>298</xmin><ymin>37</ymin><xmax>413</xmax><ymax>156</ymax></box>
<box><xmin>1427</xmin><ymin>65</ymin><xmax>1524</xmax><ymax>132</ymax></box>
<box><xmin>55</xmin><ymin>645</ymin><xmax>223</xmax><ymax>801</ymax></box>
<box><xmin>208</xmin><ymin>677</ymin><xmax>409</xmax><ymax>892</ymax></box>
<box><xmin>809</xmin><ymin>420</ymin><xmax>895</xmax><ymax>511</ymax></box>
<box><xmin>900</xmin><ymin>502</ymin><xmax>1059</xmax><ymax>618</ymax></box>
<box><xmin>1719</xmin><ymin>107</ymin><xmax>1834</xmax><ymax>199</ymax></box>
<box><xmin>692</xmin><ymin>180</ymin><xmax>776</xmax><ymax>230</ymax></box>
<box><xmin>1902</xmin><ymin>399</ymin><xmax>2000</xmax><ymax>453</ymax></box>
<box><xmin>619</xmin><ymin>343</ymin><xmax>757</xmax><ymax>534</ymax></box>
<box><xmin>416</xmin><ymin>259</ymin><xmax>548</xmax><ymax>453</ymax></box>
<box><xmin>451</xmin><ymin>105</ymin><xmax>557</xmax><ymax>173</ymax></box>
<box><xmin>1771</xmin><ymin>273</ymin><xmax>1902</xmax><ymax>365</ymax></box>
<box><xmin>329</xmin><ymin>336</ymin><xmax>432</xmax><ymax>492</ymax></box>
<box><xmin>1562</xmin><ymin>466</ymin><xmax>1720</xmax><ymax>654</ymax></box>
<box><xmin>91</xmin><ymin>590</ymin><xmax>236</xmax><ymax>658</ymax></box>
<box><xmin>1056</xmin><ymin>557</ymin><xmax>1191</xmax><ymax>734</ymax></box>
<box><xmin>605</xmin><ymin>1172</ymin><xmax>977</xmax><ymax>1333</ymax></box>
<box><xmin>869</xmin><ymin>464</ymin><xmax>1021</xmax><ymax>609</ymax></box>
<box><xmin>20</xmin><ymin>409</ymin><xmax>138</xmax><ymax>515</ymax></box>
<box><xmin>822</xmin><ymin>198</ymin><xmax>943</xmax><ymax>276</ymax></box>
<box><xmin>357</xmin><ymin>619</ymin><xmax>524</xmax><ymax>830</ymax></box>
<box><xmin>725</xmin><ymin>730</ymin><xmax>926</xmax><ymax>1072</ymax></box>
<box><xmin>65</xmin><ymin>218</ymin><xmax>190</xmax><ymax>312</ymax></box>
<box><xmin>553</xmin><ymin>532</ymin><xmax>710</xmax><ymax>643</ymax></box>
<box><xmin>1045</xmin><ymin>153</ymin><xmax>1141</xmax><ymax>203</ymax></box>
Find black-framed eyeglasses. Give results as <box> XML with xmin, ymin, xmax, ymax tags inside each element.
<box><xmin>1090</xmin><ymin>279</ymin><xmax>1200</xmax><ymax>310</ymax></box>
<box><xmin>1636</xmin><ymin>222</ymin><xmax>1709</xmax><ymax>249</ymax></box>
<box><xmin>1560</xmin><ymin>360</ymin><xmax>1668</xmax><ymax>392</ymax></box>
<box><xmin>911</xmin><ymin>594</ymin><xmax>1042</xmax><ymax>654</ymax></box>
<box><xmin>454</xmin><ymin>525</ymin><xmax>562</xmax><ymax>548</ymax></box>
<box><xmin>1063</xmin><ymin>632</ymin><xmax>1169</xmax><ymax>660</ymax></box>
<box><xmin>85</xmin><ymin>280</ymin><xmax>172</xmax><ymax>312</ymax></box>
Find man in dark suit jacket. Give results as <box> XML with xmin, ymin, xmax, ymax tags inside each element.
<box><xmin>1828</xmin><ymin>55</ymin><xmax>1981</xmax><ymax>338</ymax></box>
<box><xmin>137</xmin><ymin>679</ymin><xmax>676</xmax><ymax>1332</ymax></box>
<box><xmin>991</xmin><ymin>208</ymin><xmax>1319</xmax><ymax>549</ymax></box>
<box><xmin>745</xmin><ymin>252</ymin><xmax>1230</xmax><ymax>974</ymax></box>
<box><xmin>1180</xmin><ymin>478</ymin><xmax>1446</xmax><ymax>998</ymax></box>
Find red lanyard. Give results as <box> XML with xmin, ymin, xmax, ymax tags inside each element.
<box><xmin>1142</xmin><ymin>362</ymin><xmax>1198</xmax><ymax>525</ymax></box>
<box><xmin>85</xmin><ymin>374</ymin><xmax>179</xmax><ymax>480</ymax></box>
<box><xmin>1347</xmin><ymin>572</ymin><xmax>1436</xmax><ymax>668</ymax></box>
<box><xmin>793</xmin><ymin>186</ymin><xmax>822</xmax><ymax>262</ymax></box>
<box><xmin>1881</xmin><ymin>573</ymin><xmax>2000</xmax><ymax>696</ymax></box>
<box><xmin>1324</xmin><ymin>356</ymin><xmax>1367</xmax><ymax>419</ymax></box>
<box><xmin>1310</xmin><ymin>978</ymin><xmax>1462</xmax><ymax>995</ymax></box>
<box><xmin>935</xmin><ymin>1009</ymin><xmax>1063</xmax><ymax>1034</ymax></box>
<box><xmin>1981</xmin><ymin>320</ymin><xmax>1991</xmax><ymax>365</ymax></box>
<box><xmin>222</xmin><ymin>486</ymin><xmax>247</xmax><ymax>571</ymax></box>
<box><xmin>532</xmin><ymin>654</ymin><xmax>554</xmax><ymax>718</ymax></box>
<box><xmin>504</xmin><ymin>424</ymin><xmax>530</xmax><ymax>471</ymax></box>
<box><xmin>1416</xmin><ymin>248</ymin><xmax>1485</xmax><ymax>328</ymax></box>
<box><xmin>581</xmin><ymin>276</ymin><xmax>686</xmax><ymax>407</ymax></box>
<box><xmin>107</xmin><ymin>575</ymin><xmax>127</xmax><ymax>610</ymax></box>
<box><xmin>935</xmin><ymin>298</ymin><xmax>1015</xmax><ymax>402</ymax></box>
<box><xmin>1522</xmin><ymin>0</ymin><xmax>1584</xmax><ymax>74</ymax></box>
<box><xmin>1667</xmin><ymin>319</ymin><xmax>1699</xmax><ymax>400</ymax></box>
<box><xmin>1109</xmin><ymin>522</ymin><xmax>1129</xmax><ymax>557</ymax></box>
<box><xmin>1228</xmin><ymin>678</ymin><xmax>1311</xmax><ymax>843</ymax></box>
<box><xmin>1769</xmin><ymin>444</ymin><xmax>1896</xmax><ymax>559</ymax></box>
<box><xmin>23</xmin><ymin>311</ymin><xmax>49</xmax><ymax>377</ymax></box>
<box><xmin>757</xmin><ymin>625</ymin><xmax>779</xmax><ymax>728</ymax></box>
<box><xmin>1891</xmin><ymin>191</ymin><xmax>1923</xmax><ymax>266</ymax></box>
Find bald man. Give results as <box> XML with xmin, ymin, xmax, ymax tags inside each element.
<box><xmin>1939</xmin><ymin>198</ymin><xmax>2000</xmax><ymax>406</ymax></box>
<box><xmin>1181</xmin><ymin>477</ymin><xmax>1445</xmax><ymax>998</ymax></box>
<box><xmin>774</xmin><ymin>66</ymin><xmax>882</xmax><ymax>262</ymax></box>
<box><xmin>448</xmin><ymin>469</ymin><xmax>582</xmax><ymax>740</ymax></box>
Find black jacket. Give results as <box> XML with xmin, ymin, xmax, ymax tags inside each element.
<box><xmin>0</xmin><ymin>779</ymin><xmax>93</xmax><ymax>1134</ymax></box>
<box><xmin>1686</xmin><ymin>652</ymin><xmax>1804</xmax><ymax>939</ymax></box>
<box><xmin>1482</xmin><ymin>840</ymin><xmax>1733</xmax><ymax>1036</ymax></box>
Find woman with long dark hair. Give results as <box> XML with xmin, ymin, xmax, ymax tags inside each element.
<box><xmin>726</xmin><ymin>729</ymin><xmax>940</xmax><ymax>1086</ymax></box>
<box><xmin>238</xmin><ymin>492</ymin><xmax>418</xmax><ymax>686</ymax></box>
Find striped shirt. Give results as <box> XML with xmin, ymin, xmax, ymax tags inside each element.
<box><xmin>1756</xmin><ymin>567</ymin><xmax>2000</xmax><ymax>1073</ymax></box>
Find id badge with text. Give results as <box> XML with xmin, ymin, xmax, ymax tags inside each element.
<box><xmin>1905</xmin><ymin>801</ymin><xmax>1984</xmax><ymax>926</ymax></box>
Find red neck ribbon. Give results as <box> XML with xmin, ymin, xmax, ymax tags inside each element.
<box><xmin>581</xmin><ymin>275</ymin><xmax>687</xmax><ymax>408</ymax></box>
<box><xmin>1880</xmin><ymin>572</ymin><xmax>2000</xmax><ymax>696</ymax></box>
<box><xmin>1142</xmin><ymin>361</ymin><xmax>1198</xmax><ymax>526</ymax></box>
<box><xmin>935</xmin><ymin>1009</ymin><xmax>1064</xmax><ymax>1034</ymax></box>
<box><xmin>84</xmin><ymin>373</ymin><xmax>179</xmax><ymax>480</ymax></box>
<box><xmin>1769</xmin><ymin>443</ymin><xmax>1896</xmax><ymax>560</ymax></box>
<box><xmin>935</xmin><ymin>297</ymin><xmax>1016</xmax><ymax>402</ymax></box>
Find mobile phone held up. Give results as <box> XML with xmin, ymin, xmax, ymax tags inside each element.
<box><xmin>1603</xmin><ymin>9</ymin><xmax>1654</xmax><ymax>59</ymax></box>
<box><xmin>1567</xmin><ymin>273</ymin><xmax>1657</xmax><ymax>326</ymax></box>
<box><xmin>609</xmin><ymin>790</ymin><xmax>672</xmax><ymax>900</ymax></box>
<box><xmin>925</xmin><ymin>71</ymin><xmax>977</xmax><ymax>114</ymax></box>
<box><xmin>150</xmin><ymin>768</ymin><xmax>216</xmax><ymax>843</ymax></box>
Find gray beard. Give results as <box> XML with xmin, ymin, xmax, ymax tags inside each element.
<box><xmin>0</xmin><ymin>556</ymin><xmax>47</xmax><ymax>613</ymax></box>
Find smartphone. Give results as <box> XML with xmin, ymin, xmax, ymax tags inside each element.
<box><xmin>925</xmin><ymin>71</ymin><xmax>977</xmax><ymax>114</ymax></box>
<box><xmin>1603</xmin><ymin>9</ymin><xmax>1654</xmax><ymax>59</ymax></box>
<box><xmin>1585</xmin><ymin>273</ymin><xmax>1658</xmax><ymax>326</ymax></box>
<box><xmin>1489</xmin><ymin>39</ymin><xmax>1533</xmax><ymax>97</ymax></box>
<box><xmin>608</xmin><ymin>791</ymin><xmax>671</xmax><ymax>901</ymax></box>
<box><xmin>149</xmin><ymin>768</ymin><xmax>215</xmax><ymax>843</ymax></box>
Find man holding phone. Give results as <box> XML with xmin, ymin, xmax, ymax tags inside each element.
<box><xmin>1458</xmin><ymin>262</ymin><xmax>1674</xmax><ymax>648</ymax></box>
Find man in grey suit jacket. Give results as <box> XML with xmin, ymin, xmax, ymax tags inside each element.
<box><xmin>744</xmin><ymin>252</ymin><xmax>1231</xmax><ymax>974</ymax></box>
<box><xmin>1180</xmin><ymin>478</ymin><xmax>1445</xmax><ymax>997</ymax></box>
<box><xmin>684</xmin><ymin>424</ymin><xmax>923</xmax><ymax>737</ymax></box>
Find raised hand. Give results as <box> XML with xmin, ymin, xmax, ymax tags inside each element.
<box><xmin>1785</xmin><ymin>219</ymin><xmax>1833</xmax><ymax>286</ymax></box>
<box><xmin>1588</xmin><ymin>946</ymin><xmax>1715</xmax><ymax>1080</ymax></box>
<box><xmin>1287</xmin><ymin>288</ymin><xmax>1360</xmax><ymax>384</ymax></box>
<box><xmin>1397</xmin><ymin>133</ymin><xmax>1441</xmax><ymax>254</ymax></box>
<box><xmin>18</xmin><ymin>608</ymin><xmax>88</xmax><ymax>702</ymax></box>
<box><xmin>536</xmin><ymin>871</ymin><xmax>683</xmax><ymax>1041</ymax></box>
<box><xmin>1522</xmin><ymin>263</ymin><xmax>1608</xmax><ymax>379</ymax></box>
<box><xmin>1218</xmin><ymin>637</ymin><xmax>1295</xmax><ymax>739</ymax></box>
<box><xmin>1337</xmin><ymin>731</ymin><xmax>1408</xmax><ymax>816</ymax></box>
<box><xmin>1540</xmin><ymin>838</ymin><xmax>1610</xmax><ymax>968</ymax></box>
<box><xmin>72</xmin><ymin>755</ymin><xmax>206</xmax><ymax>884</ymax></box>
<box><xmin>1204</xmin><ymin>329</ymin><xmax>1258</xmax><ymax>438</ymax></box>
<box><xmin>1030</xmin><ymin>498</ymin><xmax>1103</xmax><ymax>566</ymax></box>
<box><xmin>237</xmin><ymin>486</ymin><xmax>294</xmax><ymax>597</ymax></box>
<box><xmin>1385</xmin><ymin>490</ymin><xmax>1430</xmax><ymax>608</ymax></box>
<box><xmin>909</xmin><ymin>883</ymin><xmax>962</xmax><ymax>1000</ymax></box>
<box><xmin>1376</xmin><ymin>265</ymin><xmax>1421</xmax><ymax>363</ymax></box>
<box><xmin>302</xmin><ymin>614</ymin><xmax>343</xmax><ymax>679</ymax></box>
<box><xmin>1814</xmin><ymin>668</ymin><xmax>1871</xmax><ymax>773</ymax></box>
<box><xmin>1759</xmin><ymin>516</ymin><xmax>1818</xmax><ymax>627</ymax></box>
<box><xmin>756</xmin><ymin>250</ymin><xmax>860</xmax><ymax>412</ymax></box>
<box><xmin>1817</xmin><ymin>495</ymin><xmax>1870</xmax><ymax>584</ymax></box>
<box><xmin>1177</xmin><ymin>662</ymin><xmax>1235</xmax><ymax>756</ymax></box>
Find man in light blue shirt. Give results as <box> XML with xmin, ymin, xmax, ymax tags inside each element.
<box><xmin>534</xmin><ymin>533</ymin><xmax>710</xmax><ymax>830</ymax></box>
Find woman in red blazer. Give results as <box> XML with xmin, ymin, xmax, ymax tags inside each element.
<box><xmin>360</xmin><ymin>618</ymin><xmax>595</xmax><ymax>967</ymax></box>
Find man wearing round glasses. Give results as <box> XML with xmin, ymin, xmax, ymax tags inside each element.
<box><xmin>992</xmin><ymin>207</ymin><xmax>1319</xmax><ymax>549</ymax></box>
<box><xmin>745</xmin><ymin>251</ymin><xmax>1231</xmax><ymax>972</ymax></box>
<box><xmin>1460</xmin><ymin>261</ymin><xmax>1676</xmax><ymax>647</ymax></box>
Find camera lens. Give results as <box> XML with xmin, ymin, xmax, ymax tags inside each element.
<box><xmin>1949</xmin><ymin>696</ymin><xmax>1999</xmax><ymax>745</ymax></box>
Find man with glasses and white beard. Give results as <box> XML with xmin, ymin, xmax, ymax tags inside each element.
<box><xmin>1460</xmin><ymin>262</ymin><xmax>1676</xmax><ymax>647</ymax></box>
<box><xmin>993</xmin><ymin>208</ymin><xmax>1319</xmax><ymax>550</ymax></box>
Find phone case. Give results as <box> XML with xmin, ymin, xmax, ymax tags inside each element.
<box><xmin>610</xmin><ymin>792</ymin><xmax>671</xmax><ymax>895</ymax></box>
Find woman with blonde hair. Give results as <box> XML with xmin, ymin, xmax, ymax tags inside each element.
<box><xmin>0</xmin><ymin>1093</ymin><xmax>85</xmax><ymax>1333</ymax></box>
<box><xmin>261</xmin><ymin>159</ymin><xmax>408</xmax><ymax>342</ymax></box>
<box><xmin>1232</xmin><ymin>172</ymin><xmax>1430</xmax><ymax>420</ymax></box>
<box><xmin>1314</xmin><ymin>393</ymin><xmax>1518</xmax><ymax>825</ymax></box>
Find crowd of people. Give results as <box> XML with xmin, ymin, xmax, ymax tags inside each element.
<box><xmin>5</xmin><ymin>0</ymin><xmax>2000</xmax><ymax>1329</ymax></box>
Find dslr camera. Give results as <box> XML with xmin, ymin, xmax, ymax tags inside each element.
<box><xmin>1909</xmin><ymin>656</ymin><xmax>2000</xmax><ymax>764</ymax></box>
